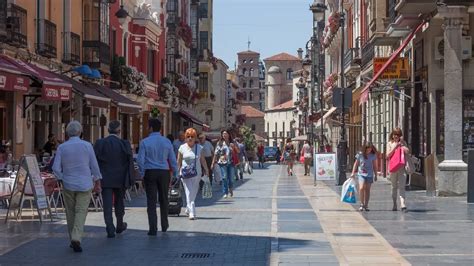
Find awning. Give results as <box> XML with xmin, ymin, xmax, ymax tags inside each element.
<box><xmin>0</xmin><ymin>55</ymin><xmax>72</xmax><ymax>101</ymax></box>
<box><xmin>0</xmin><ymin>56</ymin><xmax>31</xmax><ymax>92</ymax></box>
<box><xmin>58</xmin><ymin>76</ymin><xmax>110</xmax><ymax>108</ymax></box>
<box><xmin>91</xmin><ymin>84</ymin><xmax>142</xmax><ymax>114</ymax></box>
<box><xmin>314</xmin><ymin>107</ymin><xmax>337</xmax><ymax>129</ymax></box>
<box><xmin>255</xmin><ymin>134</ymin><xmax>265</xmax><ymax>142</ymax></box>
<box><xmin>179</xmin><ymin>110</ymin><xmax>206</xmax><ymax>127</ymax></box>
<box><xmin>359</xmin><ymin>20</ymin><xmax>426</xmax><ymax>104</ymax></box>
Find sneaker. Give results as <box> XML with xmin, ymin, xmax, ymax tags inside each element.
<box><xmin>359</xmin><ymin>204</ymin><xmax>364</xmax><ymax>211</ymax></box>
<box><xmin>189</xmin><ymin>215</ymin><xmax>195</xmax><ymax>220</ymax></box>
<box><xmin>229</xmin><ymin>189</ymin><xmax>233</xmax><ymax>197</ymax></box>
<box><xmin>223</xmin><ymin>194</ymin><xmax>228</xmax><ymax>199</ymax></box>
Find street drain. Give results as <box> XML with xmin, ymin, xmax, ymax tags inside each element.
<box><xmin>181</xmin><ymin>253</ymin><xmax>212</xmax><ymax>259</ymax></box>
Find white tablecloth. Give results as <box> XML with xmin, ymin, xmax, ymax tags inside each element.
<box><xmin>0</xmin><ymin>178</ymin><xmax>15</xmax><ymax>195</ymax></box>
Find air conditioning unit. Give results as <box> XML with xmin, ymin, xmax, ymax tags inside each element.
<box><xmin>434</xmin><ymin>36</ymin><xmax>472</xmax><ymax>61</ymax></box>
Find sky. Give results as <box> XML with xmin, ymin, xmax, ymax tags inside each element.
<box><xmin>213</xmin><ymin>0</ymin><xmax>315</xmax><ymax>70</ymax></box>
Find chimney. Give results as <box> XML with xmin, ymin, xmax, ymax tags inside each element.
<box><xmin>297</xmin><ymin>48</ymin><xmax>303</xmax><ymax>60</ymax></box>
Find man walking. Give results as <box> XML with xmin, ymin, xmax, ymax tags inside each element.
<box><xmin>235</xmin><ymin>138</ymin><xmax>246</xmax><ymax>180</ymax></box>
<box><xmin>199</xmin><ymin>133</ymin><xmax>214</xmax><ymax>185</ymax></box>
<box><xmin>137</xmin><ymin>119</ymin><xmax>178</xmax><ymax>235</ymax></box>
<box><xmin>53</xmin><ymin>121</ymin><xmax>102</xmax><ymax>252</ymax></box>
<box><xmin>94</xmin><ymin>121</ymin><xmax>133</xmax><ymax>238</ymax></box>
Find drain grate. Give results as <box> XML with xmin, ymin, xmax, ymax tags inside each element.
<box><xmin>181</xmin><ymin>253</ymin><xmax>212</xmax><ymax>259</ymax></box>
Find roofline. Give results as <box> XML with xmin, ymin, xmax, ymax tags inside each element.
<box><xmin>265</xmin><ymin>106</ymin><xmax>296</xmax><ymax>113</ymax></box>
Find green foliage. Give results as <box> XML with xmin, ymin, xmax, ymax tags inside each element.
<box><xmin>239</xmin><ymin>125</ymin><xmax>257</xmax><ymax>151</ymax></box>
<box><xmin>151</xmin><ymin>107</ymin><xmax>160</xmax><ymax>118</ymax></box>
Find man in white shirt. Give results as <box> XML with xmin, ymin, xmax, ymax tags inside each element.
<box><xmin>199</xmin><ymin>133</ymin><xmax>214</xmax><ymax>185</ymax></box>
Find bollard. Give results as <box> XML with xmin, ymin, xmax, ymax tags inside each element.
<box><xmin>468</xmin><ymin>150</ymin><xmax>474</xmax><ymax>203</ymax></box>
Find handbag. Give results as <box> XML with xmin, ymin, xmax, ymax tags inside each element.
<box><xmin>405</xmin><ymin>155</ymin><xmax>415</xmax><ymax>175</ymax></box>
<box><xmin>181</xmin><ymin>145</ymin><xmax>198</xmax><ymax>179</ymax></box>
<box><xmin>389</xmin><ymin>146</ymin><xmax>406</xmax><ymax>173</ymax></box>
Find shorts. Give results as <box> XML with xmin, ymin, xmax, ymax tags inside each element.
<box><xmin>358</xmin><ymin>175</ymin><xmax>374</xmax><ymax>184</ymax></box>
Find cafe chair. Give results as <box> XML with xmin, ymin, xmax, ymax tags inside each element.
<box><xmin>90</xmin><ymin>192</ymin><xmax>103</xmax><ymax>212</ymax></box>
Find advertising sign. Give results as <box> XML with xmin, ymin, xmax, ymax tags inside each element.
<box><xmin>373</xmin><ymin>57</ymin><xmax>409</xmax><ymax>80</ymax></box>
<box><xmin>313</xmin><ymin>153</ymin><xmax>337</xmax><ymax>181</ymax></box>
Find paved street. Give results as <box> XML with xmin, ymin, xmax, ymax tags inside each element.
<box><xmin>0</xmin><ymin>163</ymin><xmax>473</xmax><ymax>265</ymax></box>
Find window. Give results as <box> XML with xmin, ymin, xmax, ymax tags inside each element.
<box><xmin>243</xmin><ymin>92</ymin><xmax>247</xmax><ymax>101</ymax></box>
<box><xmin>242</xmin><ymin>82</ymin><xmax>246</xmax><ymax>88</ymax></box>
<box><xmin>250</xmin><ymin>59</ymin><xmax>253</xmax><ymax>63</ymax></box>
<box><xmin>286</xmin><ymin>68</ymin><xmax>293</xmax><ymax>80</ymax></box>
<box><xmin>249</xmin><ymin>80</ymin><xmax>253</xmax><ymax>88</ymax></box>
<box><xmin>199</xmin><ymin>31</ymin><xmax>208</xmax><ymax>52</ymax></box>
<box><xmin>243</xmin><ymin>59</ymin><xmax>247</xmax><ymax>64</ymax></box>
<box><xmin>205</xmin><ymin>109</ymin><xmax>213</xmax><ymax>121</ymax></box>
<box><xmin>199</xmin><ymin>0</ymin><xmax>208</xmax><ymax>18</ymax></box>
<box><xmin>249</xmin><ymin>92</ymin><xmax>253</xmax><ymax>101</ymax></box>
<box><xmin>242</xmin><ymin>68</ymin><xmax>247</xmax><ymax>76</ymax></box>
<box><xmin>250</xmin><ymin>68</ymin><xmax>254</xmax><ymax>77</ymax></box>
<box><xmin>251</xmin><ymin>124</ymin><xmax>256</xmax><ymax>131</ymax></box>
<box><xmin>147</xmin><ymin>45</ymin><xmax>155</xmax><ymax>82</ymax></box>
<box><xmin>199</xmin><ymin>72</ymin><xmax>209</xmax><ymax>93</ymax></box>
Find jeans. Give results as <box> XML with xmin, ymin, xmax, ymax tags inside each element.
<box><xmin>63</xmin><ymin>189</ymin><xmax>92</xmax><ymax>243</ymax></box>
<box><xmin>144</xmin><ymin>169</ymin><xmax>170</xmax><ymax>232</ymax></box>
<box><xmin>102</xmin><ymin>188</ymin><xmax>126</xmax><ymax>234</ymax></box>
<box><xmin>219</xmin><ymin>164</ymin><xmax>234</xmax><ymax>195</ymax></box>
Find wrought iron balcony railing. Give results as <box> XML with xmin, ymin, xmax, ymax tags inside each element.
<box><xmin>63</xmin><ymin>32</ymin><xmax>81</xmax><ymax>65</ymax></box>
<box><xmin>36</xmin><ymin>19</ymin><xmax>57</xmax><ymax>58</ymax></box>
<box><xmin>5</xmin><ymin>3</ymin><xmax>27</xmax><ymax>47</ymax></box>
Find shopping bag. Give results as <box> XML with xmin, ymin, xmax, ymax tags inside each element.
<box><xmin>244</xmin><ymin>161</ymin><xmax>251</xmax><ymax>175</ymax></box>
<box><xmin>405</xmin><ymin>155</ymin><xmax>415</xmax><ymax>175</ymax></box>
<box><xmin>389</xmin><ymin>147</ymin><xmax>406</xmax><ymax>173</ymax></box>
<box><xmin>213</xmin><ymin>164</ymin><xmax>222</xmax><ymax>183</ymax></box>
<box><xmin>299</xmin><ymin>155</ymin><xmax>305</xmax><ymax>164</ymax></box>
<box><xmin>201</xmin><ymin>175</ymin><xmax>212</xmax><ymax>199</ymax></box>
<box><xmin>340</xmin><ymin>178</ymin><xmax>357</xmax><ymax>204</ymax></box>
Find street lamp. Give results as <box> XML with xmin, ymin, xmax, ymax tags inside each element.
<box><xmin>115</xmin><ymin>2</ymin><xmax>129</xmax><ymax>26</ymax></box>
<box><xmin>309</xmin><ymin>0</ymin><xmax>326</xmax><ymax>151</ymax></box>
<box><xmin>337</xmin><ymin>0</ymin><xmax>348</xmax><ymax>186</ymax></box>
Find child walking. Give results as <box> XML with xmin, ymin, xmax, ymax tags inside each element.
<box><xmin>350</xmin><ymin>142</ymin><xmax>378</xmax><ymax>211</ymax></box>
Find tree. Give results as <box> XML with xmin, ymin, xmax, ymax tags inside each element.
<box><xmin>240</xmin><ymin>125</ymin><xmax>257</xmax><ymax>151</ymax></box>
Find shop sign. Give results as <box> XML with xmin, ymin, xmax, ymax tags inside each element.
<box><xmin>0</xmin><ymin>73</ymin><xmax>29</xmax><ymax>92</ymax></box>
<box><xmin>42</xmin><ymin>87</ymin><xmax>71</xmax><ymax>101</ymax></box>
<box><xmin>373</xmin><ymin>57</ymin><xmax>409</xmax><ymax>80</ymax></box>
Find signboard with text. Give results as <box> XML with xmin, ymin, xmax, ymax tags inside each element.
<box><xmin>373</xmin><ymin>57</ymin><xmax>409</xmax><ymax>80</ymax></box>
<box><xmin>313</xmin><ymin>153</ymin><xmax>337</xmax><ymax>181</ymax></box>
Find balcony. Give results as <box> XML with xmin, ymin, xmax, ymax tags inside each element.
<box><xmin>83</xmin><ymin>19</ymin><xmax>110</xmax><ymax>70</ymax></box>
<box><xmin>5</xmin><ymin>3</ymin><xmax>27</xmax><ymax>48</ymax></box>
<box><xmin>343</xmin><ymin>48</ymin><xmax>361</xmax><ymax>76</ymax></box>
<box><xmin>63</xmin><ymin>32</ymin><xmax>81</xmax><ymax>65</ymax></box>
<box><xmin>36</xmin><ymin>19</ymin><xmax>57</xmax><ymax>58</ymax></box>
<box><xmin>395</xmin><ymin>0</ymin><xmax>437</xmax><ymax>16</ymax></box>
<box><xmin>361</xmin><ymin>40</ymin><xmax>374</xmax><ymax>70</ymax></box>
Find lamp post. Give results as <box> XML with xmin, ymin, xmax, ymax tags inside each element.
<box><xmin>337</xmin><ymin>0</ymin><xmax>347</xmax><ymax>186</ymax></box>
<box><xmin>309</xmin><ymin>0</ymin><xmax>326</xmax><ymax>151</ymax></box>
<box><xmin>115</xmin><ymin>1</ymin><xmax>129</xmax><ymax>26</ymax></box>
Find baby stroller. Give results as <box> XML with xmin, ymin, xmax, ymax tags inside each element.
<box><xmin>168</xmin><ymin>177</ymin><xmax>183</xmax><ymax>216</ymax></box>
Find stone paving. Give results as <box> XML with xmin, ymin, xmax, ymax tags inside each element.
<box><xmin>0</xmin><ymin>163</ymin><xmax>472</xmax><ymax>265</ymax></box>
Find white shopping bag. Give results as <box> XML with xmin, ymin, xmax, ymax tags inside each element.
<box><xmin>340</xmin><ymin>178</ymin><xmax>357</xmax><ymax>204</ymax></box>
<box><xmin>201</xmin><ymin>175</ymin><xmax>212</xmax><ymax>199</ymax></box>
<box><xmin>213</xmin><ymin>164</ymin><xmax>222</xmax><ymax>182</ymax></box>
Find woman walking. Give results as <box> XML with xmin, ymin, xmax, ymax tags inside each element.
<box><xmin>387</xmin><ymin>128</ymin><xmax>410</xmax><ymax>212</ymax></box>
<box><xmin>257</xmin><ymin>143</ymin><xmax>265</xmax><ymax>168</ymax></box>
<box><xmin>177</xmin><ymin>128</ymin><xmax>209</xmax><ymax>220</ymax></box>
<box><xmin>284</xmin><ymin>138</ymin><xmax>296</xmax><ymax>176</ymax></box>
<box><xmin>350</xmin><ymin>142</ymin><xmax>378</xmax><ymax>211</ymax></box>
<box><xmin>212</xmin><ymin>130</ymin><xmax>239</xmax><ymax>198</ymax></box>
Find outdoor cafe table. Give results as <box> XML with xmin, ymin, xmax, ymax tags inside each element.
<box><xmin>0</xmin><ymin>172</ymin><xmax>56</xmax><ymax>195</ymax></box>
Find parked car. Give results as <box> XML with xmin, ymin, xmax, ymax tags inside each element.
<box><xmin>264</xmin><ymin>146</ymin><xmax>278</xmax><ymax>161</ymax></box>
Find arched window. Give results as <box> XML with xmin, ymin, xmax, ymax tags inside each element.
<box><xmin>286</xmin><ymin>68</ymin><xmax>293</xmax><ymax>80</ymax></box>
<box><xmin>249</xmin><ymin>79</ymin><xmax>253</xmax><ymax>88</ymax></box>
<box><xmin>243</xmin><ymin>59</ymin><xmax>247</xmax><ymax>64</ymax></box>
<box><xmin>249</xmin><ymin>68</ymin><xmax>254</xmax><ymax>77</ymax></box>
<box><xmin>242</xmin><ymin>82</ymin><xmax>247</xmax><ymax>88</ymax></box>
<box><xmin>242</xmin><ymin>68</ymin><xmax>247</xmax><ymax>76</ymax></box>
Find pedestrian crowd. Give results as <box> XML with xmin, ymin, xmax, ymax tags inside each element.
<box><xmin>51</xmin><ymin>119</ymin><xmax>252</xmax><ymax>252</ymax></box>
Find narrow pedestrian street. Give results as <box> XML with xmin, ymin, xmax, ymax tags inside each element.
<box><xmin>2</xmin><ymin>163</ymin><xmax>471</xmax><ymax>265</ymax></box>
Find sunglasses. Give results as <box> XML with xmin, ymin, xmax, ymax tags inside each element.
<box><xmin>186</xmin><ymin>136</ymin><xmax>195</xmax><ymax>139</ymax></box>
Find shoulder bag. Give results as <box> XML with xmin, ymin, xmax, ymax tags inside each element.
<box><xmin>181</xmin><ymin>145</ymin><xmax>198</xmax><ymax>179</ymax></box>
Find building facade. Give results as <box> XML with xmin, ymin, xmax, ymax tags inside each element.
<box><xmin>236</xmin><ymin>50</ymin><xmax>261</xmax><ymax>110</ymax></box>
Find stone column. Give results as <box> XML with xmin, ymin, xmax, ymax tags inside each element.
<box><xmin>437</xmin><ymin>6</ymin><xmax>468</xmax><ymax>196</ymax></box>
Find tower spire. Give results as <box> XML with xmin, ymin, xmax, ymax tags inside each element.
<box><xmin>247</xmin><ymin>37</ymin><xmax>251</xmax><ymax>51</ymax></box>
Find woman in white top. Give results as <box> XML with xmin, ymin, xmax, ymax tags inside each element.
<box><xmin>177</xmin><ymin>128</ymin><xmax>209</xmax><ymax>220</ymax></box>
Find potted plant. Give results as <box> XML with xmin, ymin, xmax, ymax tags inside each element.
<box><xmin>240</xmin><ymin>125</ymin><xmax>257</xmax><ymax>161</ymax></box>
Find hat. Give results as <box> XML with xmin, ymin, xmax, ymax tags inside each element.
<box><xmin>108</xmin><ymin>120</ymin><xmax>121</xmax><ymax>133</ymax></box>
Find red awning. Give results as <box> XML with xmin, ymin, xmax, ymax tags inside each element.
<box><xmin>359</xmin><ymin>20</ymin><xmax>427</xmax><ymax>104</ymax></box>
<box><xmin>0</xmin><ymin>56</ymin><xmax>31</xmax><ymax>92</ymax></box>
<box><xmin>0</xmin><ymin>55</ymin><xmax>72</xmax><ymax>101</ymax></box>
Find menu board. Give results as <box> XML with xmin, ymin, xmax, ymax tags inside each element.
<box><xmin>6</xmin><ymin>155</ymin><xmax>51</xmax><ymax>222</ymax></box>
<box><xmin>313</xmin><ymin>153</ymin><xmax>337</xmax><ymax>181</ymax></box>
